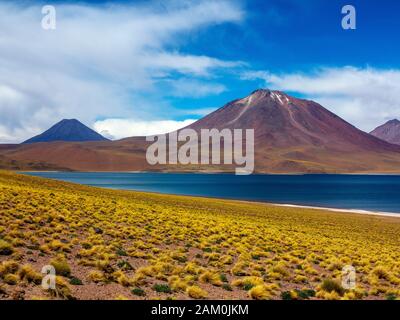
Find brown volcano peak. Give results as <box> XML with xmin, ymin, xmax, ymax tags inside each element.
<box><xmin>187</xmin><ymin>90</ymin><xmax>399</xmax><ymax>152</ymax></box>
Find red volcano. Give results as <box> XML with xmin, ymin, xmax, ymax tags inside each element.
<box><xmin>188</xmin><ymin>89</ymin><xmax>398</xmax><ymax>151</ymax></box>
<box><xmin>185</xmin><ymin>89</ymin><xmax>400</xmax><ymax>172</ymax></box>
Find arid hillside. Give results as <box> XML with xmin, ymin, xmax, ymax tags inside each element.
<box><xmin>0</xmin><ymin>171</ymin><xmax>399</xmax><ymax>300</ymax></box>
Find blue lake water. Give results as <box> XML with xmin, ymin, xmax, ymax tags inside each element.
<box><xmin>24</xmin><ymin>172</ymin><xmax>400</xmax><ymax>214</ymax></box>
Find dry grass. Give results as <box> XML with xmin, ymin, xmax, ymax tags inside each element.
<box><xmin>0</xmin><ymin>170</ymin><xmax>399</xmax><ymax>300</ymax></box>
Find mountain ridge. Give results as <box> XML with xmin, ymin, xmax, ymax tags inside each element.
<box><xmin>2</xmin><ymin>89</ymin><xmax>400</xmax><ymax>173</ymax></box>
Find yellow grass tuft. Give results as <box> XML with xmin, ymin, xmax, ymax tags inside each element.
<box><xmin>46</xmin><ymin>276</ymin><xmax>74</xmax><ymax>300</ymax></box>
<box><xmin>186</xmin><ymin>285</ymin><xmax>208</xmax><ymax>299</ymax></box>
<box><xmin>168</xmin><ymin>275</ymin><xmax>188</xmax><ymax>291</ymax></box>
<box><xmin>88</xmin><ymin>270</ymin><xmax>107</xmax><ymax>283</ymax></box>
<box><xmin>199</xmin><ymin>271</ymin><xmax>224</xmax><ymax>286</ymax></box>
<box><xmin>0</xmin><ymin>239</ymin><xmax>14</xmax><ymax>255</ymax></box>
<box><xmin>4</xmin><ymin>274</ymin><xmax>19</xmax><ymax>285</ymax></box>
<box><xmin>50</xmin><ymin>256</ymin><xmax>71</xmax><ymax>277</ymax></box>
<box><xmin>232</xmin><ymin>276</ymin><xmax>264</xmax><ymax>289</ymax></box>
<box><xmin>248</xmin><ymin>285</ymin><xmax>272</xmax><ymax>300</ymax></box>
<box><xmin>18</xmin><ymin>265</ymin><xmax>42</xmax><ymax>284</ymax></box>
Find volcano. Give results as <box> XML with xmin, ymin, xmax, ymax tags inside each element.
<box><xmin>187</xmin><ymin>89</ymin><xmax>397</xmax><ymax>151</ymax></box>
<box><xmin>184</xmin><ymin>89</ymin><xmax>400</xmax><ymax>172</ymax></box>
<box><xmin>23</xmin><ymin>119</ymin><xmax>109</xmax><ymax>144</ymax></box>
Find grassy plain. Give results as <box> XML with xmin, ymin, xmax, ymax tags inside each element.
<box><xmin>0</xmin><ymin>171</ymin><xmax>399</xmax><ymax>300</ymax></box>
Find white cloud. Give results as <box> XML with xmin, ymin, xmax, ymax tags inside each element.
<box><xmin>242</xmin><ymin>67</ymin><xmax>400</xmax><ymax>131</ymax></box>
<box><xmin>94</xmin><ymin>118</ymin><xmax>196</xmax><ymax>140</ymax></box>
<box><xmin>149</xmin><ymin>53</ymin><xmax>241</xmax><ymax>77</ymax></box>
<box><xmin>0</xmin><ymin>1</ymin><xmax>243</xmax><ymax>143</ymax></box>
<box><xmin>163</xmin><ymin>78</ymin><xmax>226</xmax><ymax>97</ymax></box>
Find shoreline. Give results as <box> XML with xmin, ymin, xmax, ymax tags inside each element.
<box><xmin>18</xmin><ymin>170</ymin><xmax>400</xmax><ymax>176</ymax></box>
<box><xmin>20</xmin><ymin>171</ymin><xmax>400</xmax><ymax>219</ymax></box>
<box><xmin>173</xmin><ymin>195</ymin><xmax>400</xmax><ymax>218</ymax></box>
<box><xmin>269</xmin><ymin>203</ymin><xmax>400</xmax><ymax>218</ymax></box>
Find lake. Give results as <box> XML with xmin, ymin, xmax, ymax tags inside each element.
<box><xmin>24</xmin><ymin>172</ymin><xmax>400</xmax><ymax>214</ymax></box>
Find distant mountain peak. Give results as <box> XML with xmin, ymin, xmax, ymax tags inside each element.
<box><xmin>23</xmin><ymin>119</ymin><xmax>109</xmax><ymax>144</ymax></box>
<box><xmin>370</xmin><ymin>119</ymin><xmax>400</xmax><ymax>145</ymax></box>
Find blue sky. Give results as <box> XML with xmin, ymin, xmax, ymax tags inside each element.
<box><xmin>169</xmin><ymin>0</ymin><xmax>400</xmax><ymax>115</ymax></box>
<box><xmin>1</xmin><ymin>0</ymin><xmax>400</xmax><ymax>141</ymax></box>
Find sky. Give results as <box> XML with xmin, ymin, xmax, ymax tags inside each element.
<box><xmin>1</xmin><ymin>0</ymin><xmax>400</xmax><ymax>142</ymax></box>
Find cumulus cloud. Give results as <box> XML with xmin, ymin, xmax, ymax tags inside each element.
<box><xmin>242</xmin><ymin>67</ymin><xmax>400</xmax><ymax>131</ymax></box>
<box><xmin>94</xmin><ymin>118</ymin><xmax>196</xmax><ymax>140</ymax></box>
<box><xmin>0</xmin><ymin>1</ymin><xmax>243</xmax><ymax>142</ymax></box>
